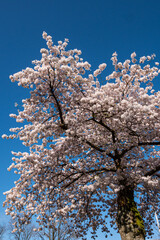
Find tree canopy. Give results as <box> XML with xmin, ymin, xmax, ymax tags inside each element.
<box><xmin>3</xmin><ymin>32</ymin><xmax>160</xmax><ymax>240</ymax></box>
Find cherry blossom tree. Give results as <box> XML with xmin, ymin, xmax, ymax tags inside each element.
<box><xmin>3</xmin><ymin>32</ymin><xmax>160</xmax><ymax>240</ymax></box>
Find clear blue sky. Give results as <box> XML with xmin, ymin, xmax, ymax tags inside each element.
<box><xmin>1</xmin><ymin>0</ymin><xmax>160</xmax><ymax>239</ymax></box>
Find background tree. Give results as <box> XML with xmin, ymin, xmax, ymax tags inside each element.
<box><xmin>34</xmin><ymin>207</ymin><xmax>77</xmax><ymax>240</ymax></box>
<box><xmin>8</xmin><ymin>219</ymin><xmax>36</xmax><ymax>240</ymax></box>
<box><xmin>36</xmin><ymin>218</ymin><xmax>78</xmax><ymax>240</ymax></box>
<box><xmin>0</xmin><ymin>225</ymin><xmax>5</xmax><ymax>240</ymax></box>
<box><xmin>3</xmin><ymin>32</ymin><xmax>160</xmax><ymax>240</ymax></box>
<box><xmin>153</xmin><ymin>212</ymin><xmax>160</xmax><ymax>240</ymax></box>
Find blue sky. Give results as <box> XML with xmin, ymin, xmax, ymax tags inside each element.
<box><xmin>1</xmin><ymin>0</ymin><xmax>160</xmax><ymax>239</ymax></box>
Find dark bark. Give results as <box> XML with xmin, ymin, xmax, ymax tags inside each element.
<box><xmin>117</xmin><ymin>186</ymin><xmax>145</xmax><ymax>240</ymax></box>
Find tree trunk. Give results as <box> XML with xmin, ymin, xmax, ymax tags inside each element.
<box><xmin>117</xmin><ymin>186</ymin><xmax>145</xmax><ymax>240</ymax></box>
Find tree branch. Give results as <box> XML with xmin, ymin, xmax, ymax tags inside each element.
<box><xmin>86</xmin><ymin>140</ymin><xmax>105</xmax><ymax>153</ymax></box>
<box><xmin>138</xmin><ymin>141</ymin><xmax>160</xmax><ymax>147</ymax></box>
<box><xmin>62</xmin><ymin>167</ymin><xmax>116</xmax><ymax>189</ymax></box>
<box><xmin>49</xmin><ymin>82</ymin><xmax>68</xmax><ymax>130</ymax></box>
<box><xmin>91</xmin><ymin>117</ymin><xmax>116</xmax><ymax>143</ymax></box>
<box><xmin>145</xmin><ymin>165</ymin><xmax>160</xmax><ymax>176</ymax></box>
<box><xmin>119</xmin><ymin>141</ymin><xmax>160</xmax><ymax>159</ymax></box>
